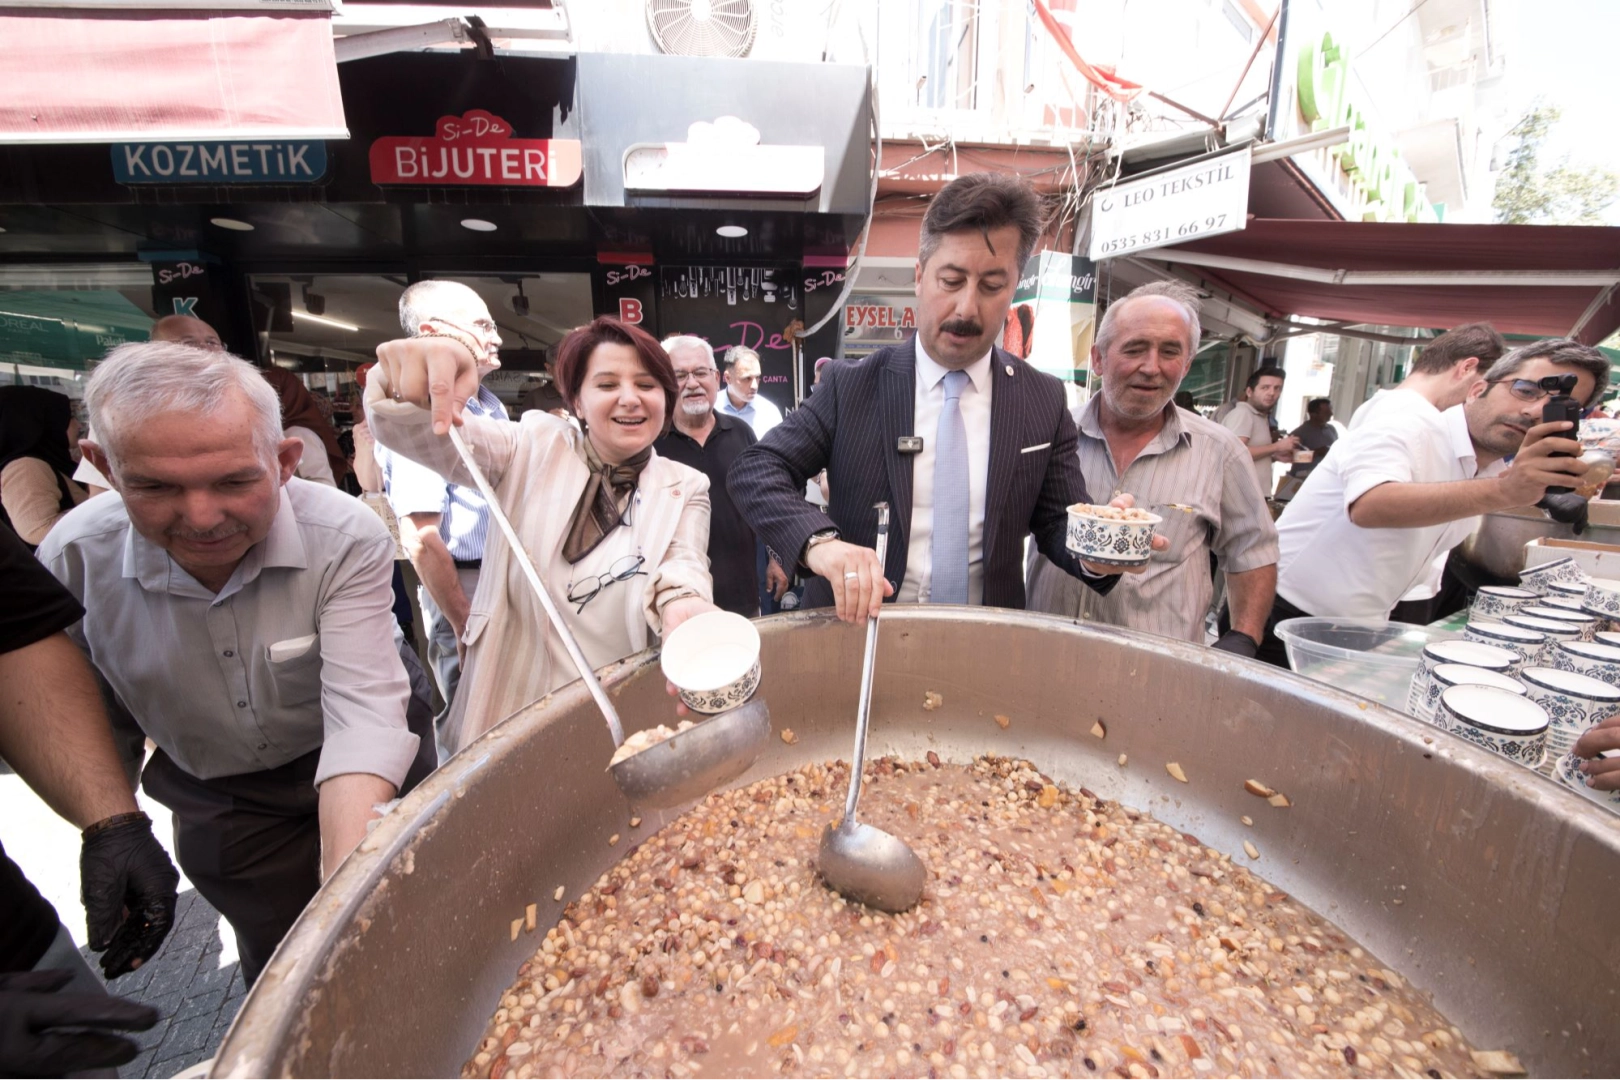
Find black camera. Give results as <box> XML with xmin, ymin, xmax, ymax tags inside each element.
<box><xmin>1540</xmin><ymin>373</ymin><xmax>1582</xmax><ymax>497</ymax></box>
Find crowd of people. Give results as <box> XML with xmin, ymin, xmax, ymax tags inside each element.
<box><xmin>5</xmin><ymin>170</ymin><xmax>1620</xmax><ymax>1074</ymax></box>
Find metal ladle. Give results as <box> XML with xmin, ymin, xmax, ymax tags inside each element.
<box><xmin>447</xmin><ymin>425</ymin><xmax>771</xmax><ymax>810</ymax></box>
<box><xmin>817</xmin><ymin>503</ymin><xmax>927</xmax><ymax>913</ymax></box>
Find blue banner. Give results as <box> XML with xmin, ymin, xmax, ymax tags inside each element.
<box><xmin>111</xmin><ymin>141</ymin><xmax>327</xmax><ymax>184</ymax></box>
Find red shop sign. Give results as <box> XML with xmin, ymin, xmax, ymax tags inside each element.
<box><xmin>368</xmin><ymin>109</ymin><xmax>582</xmax><ymax>188</ymax></box>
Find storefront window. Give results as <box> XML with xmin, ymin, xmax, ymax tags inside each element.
<box><xmin>247</xmin><ymin>271</ymin><xmax>591</xmax><ymax>426</ymax></box>
<box><xmin>0</xmin><ymin>263</ymin><xmax>156</xmax><ymax>402</ymax></box>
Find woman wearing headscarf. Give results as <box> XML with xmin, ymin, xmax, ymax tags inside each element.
<box><xmin>366</xmin><ymin>316</ymin><xmax>716</xmax><ymax>753</ymax></box>
<box><xmin>0</xmin><ymin>386</ymin><xmax>88</xmax><ymax>547</ymax></box>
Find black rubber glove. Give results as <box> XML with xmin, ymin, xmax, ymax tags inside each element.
<box><xmin>0</xmin><ymin>970</ymin><xmax>158</xmax><ymax>1077</ymax></box>
<box><xmin>80</xmin><ymin>812</ymin><xmax>179</xmax><ymax>979</ymax></box>
<box><xmin>1212</xmin><ymin>629</ymin><xmax>1259</xmax><ymax>659</ymax></box>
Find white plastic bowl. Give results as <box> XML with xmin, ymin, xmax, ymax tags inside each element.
<box><xmin>1275</xmin><ymin>617</ymin><xmax>1448</xmax><ymax>705</ymax></box>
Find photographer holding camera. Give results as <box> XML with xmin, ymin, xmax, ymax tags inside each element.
<box><xmin>1250</xmin><ymin>339</ymin><xmax>1609</xmax><ymax>667</ymax></box>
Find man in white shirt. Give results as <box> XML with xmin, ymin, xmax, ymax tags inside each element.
<box><xmin>1349</xmin><ymin>323</ymin><xmax>1506</xmax><ymax>430</ymax></box>
<box><xmin>39</xmin><ymin>342</ymin><xmax>428</xmax><ymax>984</ymax></box>
<box><xmin>716</xmin><ymin>346</ymin><xmax>784</xmax><ymax>438</ymax></box>
<box><xmin>1221</xmin><ymin>367</ymin><xmax>1297</xmax><ymax>499</ymax></box>
<box><xmin>1255</xmin><ymin>338</ymin><xmax>1609</xmax><ymax>666</ymax></box>
<box><xmin>1345</xmin><ymin>323</ymin><xmax>1508</xmax><ymax>620</ymax></box>
<box><xmin>728</xmin><ymin>172</ymin><xmax>1163</xmax><ymax>622</ymax></box>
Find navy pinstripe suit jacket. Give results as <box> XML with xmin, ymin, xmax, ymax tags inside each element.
<box><xmin>727</xmin><ymin>337</ymin><xmax>1114</xmax><ymax>611</ymax></box>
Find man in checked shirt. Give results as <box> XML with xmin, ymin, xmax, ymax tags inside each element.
<box><xmin>1026</xmin><ymin>281</ymin><xmax>1279</xmax><ymax>655</ymax></box>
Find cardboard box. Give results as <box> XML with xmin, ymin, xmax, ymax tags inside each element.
<box><xmin>1524</xmin><ymin>536</ymin><xmax>1620</xmax><ymax>579</ymax></box>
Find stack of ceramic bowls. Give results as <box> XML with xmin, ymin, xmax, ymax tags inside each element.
<box><xmin>1596</xmin><ymin>630</ymin><xmax>1620</xmax><ymax>650</ymax></box>
<box><xmin>1503</xmin><ymin>614</ymin><xmax>1582</xmax><ymax>659</ymax></box>
<box><xmin>1406</xmin><ymin>639</ymin><xmax>1519</xmax><ymax>718</ymax></box>
<box><xmin>1553</xmin><ymin>749</ymin><xmax>1620</xmax><ymax>815</ymax></box>
<box><xmin>1419</xmin><ymin>663</ymin><xmax>1528</xmax><ymax>723</ymax></box>
<box><xmin>1581</xmin><ymin>578</ymin><xmax>1620</xmax><ymax>633</ymax></box>
<box><xmin>1540</xmin><ymin>594</ymin><xmax>1595</xmax><ymax>617</ymax></box>
<box><xmin>1517</xmin><ymin>667</ymin><xmax>1620</xmax><ymax>776</ymax></box>
<box><xmin>1519</xmin><ymin>556</ymin><xmax>1585</xmax><ymax>595</ymax></box>
<box><xmin>1546</xmin><ymin>580</ymin><xmax>1589</xmax><ymax>602</ymax></box>
<box><xmin>1547</xmin><ymin>639</ymin><xmax>1620</xmax><ymax>686</ymax></box>
<box><xmin>1463</xmin><ymin>621</ymin><xmax>1546</xmax><ymax>671</ymax></box>
<box><xmin>1519</xmin><ymin>604</ymin><xmax>1598</xmax><ymax>641</ymax></box>
<box><xmin>1436</xmin><ymin>685</ymin><xmax>1549</xmax><ymax>770</ymax></box>
<box><xmin>1468</xmin><ymin>585</ymin><xmax>1537</xmax><ymax>621</ymax></box>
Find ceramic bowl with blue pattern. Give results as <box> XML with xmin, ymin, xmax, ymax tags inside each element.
<box><xmin>661</xmin><ymin>610</ymin><xmax>762</xmax><ymax>716</ymax></box>
<box><xmin>1519</xmin><ymin>665</ymin><xmax>1620</xmax><ymax>771</ymax></box>
<box><xmin>1064</xmin><ymin>503</ymin><xmax>1161</xmax><ymax>569</ymax></box>
<box><xmin>1554</xmin><ymin>749</ymin><xmax>1620</xmax><ymax>815</ymax></box>
<box><xmin>1436</xmin><ymin>684</ymin><xmax>1548</xmax><ymax>771</ymax></box>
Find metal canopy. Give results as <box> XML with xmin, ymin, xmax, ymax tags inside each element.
<box><xmin>1135</xmin><ymin>218</ymin><xmax>1620</xmax><ymax>344</ymax></box>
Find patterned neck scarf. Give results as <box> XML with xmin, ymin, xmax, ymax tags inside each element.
<box><xmin>562</xmin><ymin>436</ymin><xmax>652</xmax><ymax>563</ymax></box>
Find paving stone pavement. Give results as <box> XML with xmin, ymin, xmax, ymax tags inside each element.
<box><xmin>85</xmin><ymin>889</ymin><xmax>246</xmax><ymax>1079</ymax></box>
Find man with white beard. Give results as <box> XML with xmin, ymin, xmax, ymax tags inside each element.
<box><xmin>653</xmin><ymin>336</ymin><xmax>788</xmax><ymax>616</ymax></box>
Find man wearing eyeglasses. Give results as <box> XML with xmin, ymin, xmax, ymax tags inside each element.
<box><xmin>654</xmin><ymin>336</ymin><xmax>787</xmax><ymax>616</ymax></box>
<box><xmin>716</xmin><ymin>346</ymin><xmax>783</xmax><ymax>438</ymax></box>
<box><xmin>1255</xmin><ymin>338</ymin><xmax>1610</xmax><ymax>667</ymax></box>
<box><xmin>378</xmin><ymin>281</ymin><xmax>504</xmax><ymax>757</ymax></box>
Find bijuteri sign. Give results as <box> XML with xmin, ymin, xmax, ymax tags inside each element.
<box><xmin>369</xmin><ymin>110</ymin><xmax>582</xmax><ymax>188</ymax></box>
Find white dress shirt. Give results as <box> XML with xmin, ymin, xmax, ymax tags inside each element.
<box><xmin>1276</xmin><ymin>404</ymin><xmax>1505</xmax><ymax>619</ymax></box>
<box><xmin>1347</xmin><ymin>387</ymin><xmax>1432</xmax><ymax>431</ymax></box>
<box><xmin>899</xmin><ymin>343</ymin><xmax>993</xmax><ymax>604</ymax></box>
<box><xmin>1345</xmin><ymin>388</ymin><xmax>1448</xmax><ymax>599</ymax></box>
<box><xmin>37</xmin><ymin>478</ymin><xmax>419</xmax><ymax>787</ymax></box>
<box><xmin>716</xmin><ymin>391</ymin><xmax>784</xmax><ymax>439</ymax></box>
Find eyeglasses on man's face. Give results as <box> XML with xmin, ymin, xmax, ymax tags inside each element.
<box><xmin>1488</xmin><ymin>376</ymin><xmax>1580</xmax><ymax>405</ymax></box>
<box><xmin>565</xmin><ymin>554</ymin><xmax>647</xmax><ymax>613</ymax></box>
<box><xmin>674</xmin><ymin>368</ymin><xmax>717</xmax><ymax>384</ymax></box>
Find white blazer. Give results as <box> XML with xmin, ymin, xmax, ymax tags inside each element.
<box><xmin>366</xmin><ymin>395</ymin><xmax>713</xmax><ymax>751</ymax></box>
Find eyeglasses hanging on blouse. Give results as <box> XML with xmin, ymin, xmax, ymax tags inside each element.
<box><xmin>565</xmin><ymin>553</ymin><xmax>648</xmax><ymax>614</ymax></box>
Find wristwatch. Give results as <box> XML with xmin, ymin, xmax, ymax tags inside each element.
<box><xmin>801</xmin><ymin>528</ymin><xmax>841</xmax><ymax>566</ymax></box>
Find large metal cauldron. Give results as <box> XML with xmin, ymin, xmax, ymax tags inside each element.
<box><xmin>211</xmin><ymin>610</ymin><xmax>1620</xmax><ymax>1078</ymax></box>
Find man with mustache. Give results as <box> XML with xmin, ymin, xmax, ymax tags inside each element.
<box><xmin>730</xmin><ymin>172</ymin><xmax>1162</xmax><ymax>622</ymax></box>
<box><xmin>1026</xmin><ymin>282</ymin><xmax>1278</xmax><ymax>654</ymax></box>
<box><xmin>654</xmin><ymin>335</ymin><xmax>788</xmax><ymax>616</ymax></box>
<box><xmin>1258</xmin><ymin>338</ymin><xmax>1610</xmax><ymax>666</ymax></box>
<box><xmin>36</xmin><ymin>342</ymin><xmax>432</xmax><ymax>986</ymax></box>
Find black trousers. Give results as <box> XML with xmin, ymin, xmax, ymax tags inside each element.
<box><xmin>142</xmin><ymin>748</ymin><xmax>322</xmax><ymax>987</ymax></box>
<box><xmin>140</xmin><ymin>693</ymin><xmax>435</xmax><ymax>986</ymax></box>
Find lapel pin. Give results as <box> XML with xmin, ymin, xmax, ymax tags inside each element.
<box><xmin>896</xmin><ymin>436</ymin><xmax>924</xmax><ymax>454</ymax></box>
<box><xmin>1005</xmin><ymin>364</ymin><xmax>1015</xmax><ymax>376</ymax></box>
<box><xmin>672</xmin><ymin>489</ymin><xmax>682</xmax><ymax>498</ymax></box>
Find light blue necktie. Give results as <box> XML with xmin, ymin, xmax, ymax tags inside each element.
<box><xmin>930</xmin><ymin>369</ymin><xmax>970</xmax><ymax>603</ymax></box>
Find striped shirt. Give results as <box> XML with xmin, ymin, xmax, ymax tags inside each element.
<box><xmin>1026</xmin><ymin>398</ymin><xmax>1279</xmax><ymax>642</ymax></box>
<box><xmin>380</xmin><ymin>386</ymin><xmax>504</xmax><ymax>562</ymax></box>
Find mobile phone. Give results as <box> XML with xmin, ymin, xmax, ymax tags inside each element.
<box><xmin>1540</xmin><ymin>373</ymin><xmax>1581</xmax><ymax>497</ymax></box>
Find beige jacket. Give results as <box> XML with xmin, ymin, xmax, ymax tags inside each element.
<box><xmin>365</xmin><ymin>392</ymin><xmax>713</xmax><ymax>751</ymax></box>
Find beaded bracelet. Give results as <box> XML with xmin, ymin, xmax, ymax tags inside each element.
<box><xmin>415</xmin><ymin>329</ymin><xmax>481</xmax><ymax>361</ymax></box>
<box><xmin>83</xmin><ymin>810</ymin><xmax>149</xmax><ymax>839</ymax></box>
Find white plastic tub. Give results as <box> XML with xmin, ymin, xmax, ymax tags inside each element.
<box><xmin>1275</xmin><ymin>617</ymin><xmax>1454</xmax><ymax>705</ymax></box>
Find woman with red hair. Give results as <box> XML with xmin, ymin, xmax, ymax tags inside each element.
<box><xmin>366</xmin><ymin>316</ymin><xmax>717</xmax><ymax>752</ymax></box>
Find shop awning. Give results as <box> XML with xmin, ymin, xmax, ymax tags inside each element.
<box><xmin>1136</xmin><ymin>219</ymin><xmax>1620</xmax><ymax>345</ymax></box>
<box><xmin>0</xmin><ymin>5</ymin><xmax>347</xmax><ymax>144</ymax></box>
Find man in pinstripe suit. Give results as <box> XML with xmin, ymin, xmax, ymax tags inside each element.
<box><xmin>730</xmin><ymin>173</ymin><xmax>1162</xmax><ymax>622</ymax></box>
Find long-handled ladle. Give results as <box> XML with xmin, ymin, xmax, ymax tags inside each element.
<box><xmin>447</xmin><ymin>425</ymin><xmax>770</xmax><ymax>810</ymax></box>
<box><xmin>817</xmin><ymin>503</ymin><xmax>927</xmax><ymax>912</ymax></box>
